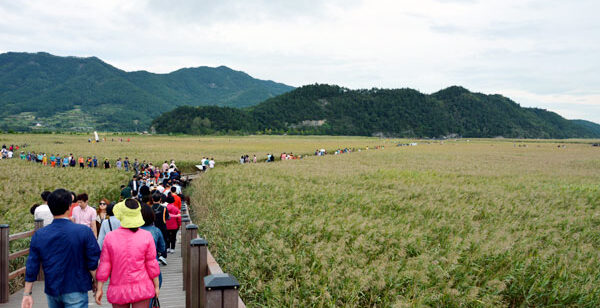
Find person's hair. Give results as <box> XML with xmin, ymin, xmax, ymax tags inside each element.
<box><xmin>48</xmin><ymin>189</ymin><xmax>73</xmax><ymax>216</ymax></box>
<box><xmin>167</xmin><ymin>194</ymin><xmax>175</xmax><ymax>204</ymax></box>
<box><xmin>120</xmin><ymin>185</ymin><xmax>125</xmax><ymax>189</ymax></box>
<box><xmin>170</xmin><ymin>186</ymin><xmax>176</xmax><ymax>193</ymax></box>
<box><xmin>125</xmin><ymin>198</ymin><xmax>140</xmax><ymax>209</ymax></box>
<box><xmin>97</xmin><ymin>198</ymin><xmax>109</xmax><ymax>216</ymax></box>
<box><xmin>41</xmin><ymin>191</ymin><xmax>51</xmax><ymax>202</ymax></box>
<box><xmin>70</xmin><ymin>191</ymin><xmax>77</xmax><ymax>202</ymax></box>
<box><xmin>30</xmin><ymin>203</ymin><xmax>40</xmax><ymax>215</ymax></box>
<box><xmin>141</xmin><ymin>204</ymin><xmax>155</xmax><ymax>227</ymax></box>
<box><xmin>76</xmin><ymin>193</ymin><xmax>88</xmax><ymax>202</ymax></box>
<box><xmin>106</xmin><ymin>202</ymin><xmax>116</xmax><ymax>216</ymax></box>
<box><xmin>141</xmin><ymin>194</ymin><xmax>151</xmax><ymax>205</ymax></box>
<box><xmin>152</xmin><ymin>192</ymin><xmax>162</xmax><ymax>203</ymax></box>
<box><xmin>139</xmin><ymin>185</ymin><xmax>150</xmax><ymax>197</ymax></box>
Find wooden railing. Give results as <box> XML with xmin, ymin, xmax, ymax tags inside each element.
<box><xmin>0</xmin><ymin>219</ymin><xmax>44</xmax><ymax>303</ymax></box>
<box><xmin>180</xmin><ymin>203</ymin><xmax>245</xmax><ymax>308</ymax></box>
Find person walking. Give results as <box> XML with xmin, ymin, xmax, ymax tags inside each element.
<box><xmin>96</xmin><ymin>198</ymin><xmax>109</xmax><ymax>231</ymax></box>
<box><xmin>150</xmin><ymin>193</ymin><xmax>169</xmax><ymax>263</ymax></box>
<box><xmin>33</xmin><ymin>190</ymin><xmax>53</xmax><ymax>226</ymax></box>
<box><xmin>95</xmin><ymin>199</ymin><xmax>160</xmax><ymax>307</ymax></box>
<box><xmin>140</xmin><ymin>205</ymin><xmax>166</xmax><ymax>286</ymax></box>
<box><xmin>165</xmin><ymin>195</ymin><xmax>181</xmax><ymax>254</ymax></box>
<box><xmin>97</xmin><ymin>202</ymin><xmax>121</xmax><ymax>249</ymax></box>
<box><xmin>22</xmin><ymin>188</ymin><xmax>101</xmax><ymax>308</ymax></box>
<box><xmin>72</xmin><ymin>193</ymin><xmax>98</xmax><ymax>238</ymax></box>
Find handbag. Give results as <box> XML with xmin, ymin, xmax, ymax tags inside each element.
<box><xmin>151</xmin><ymin>296</ymin><xmax>160</xmax><ymax>308</ymax></box>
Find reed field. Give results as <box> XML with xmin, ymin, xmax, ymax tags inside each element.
<box><xmin>2</xmin><ymin>134</ymin><xmax>600</xmax><ymax>306</ymax></box>
<box><xmin>0</xmin><ymin>133</ymin><xmax>382</xmax><ymax>292</ymax></box>
<box><xmin>191</xmin><ymin>141</ymin><xmax>600</xmax><ymax>307</ymax></box>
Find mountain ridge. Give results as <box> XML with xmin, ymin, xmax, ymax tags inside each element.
<box><xmin>0</xmin><ymin>52</ymin><xmax>294</xmax><ymax>131</ymax></box>
<box><xmin>152</xmin><ymin>84</ymin><xmax>600</xmax><ymax>138</ymax></box>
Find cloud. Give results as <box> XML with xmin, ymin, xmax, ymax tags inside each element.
<box><xmin>0</xmin><ymin>0</ymin><xmax>599</xmax><ymax>123</ymax></box>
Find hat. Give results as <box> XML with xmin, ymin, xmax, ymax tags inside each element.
<box><xmin>113</xmin><ymin>199</ymin><xmax>144</xmax><ymax>228</ymax></box>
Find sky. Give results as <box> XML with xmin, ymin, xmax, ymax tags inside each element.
<box><xmin>0</xmin><ymin>0</ymin><xmax>599</xmax><ymax>122</ymax></box>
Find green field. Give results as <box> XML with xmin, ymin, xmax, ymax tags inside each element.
<box><xmin>191</xmin><ymin>141</ymin><xmax>600</xmax><ymax>306</ymax></box>
<box><xmin>2</xmin><ymin>135</ymin><xmax>600</xmax><ymax>306</ymax></box>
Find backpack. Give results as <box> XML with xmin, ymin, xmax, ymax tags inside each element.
<box><xmin>153</xmin><ymin>204</ymin><xmax>166</xmax><ymax>224</ymax></box>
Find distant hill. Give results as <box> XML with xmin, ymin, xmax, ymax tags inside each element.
<box><xmin>0</xmin><ymin>52</ymin><xmax>293</xmax><ymax>131</ymax></box>
<box><xmin>152</xmin><ymin>84</ymin><xmax>600</xmax><ymax>138</ymax></box>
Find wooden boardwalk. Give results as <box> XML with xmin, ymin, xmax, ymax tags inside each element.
<box><xmin>0</xmin><ymin>247</ymin><xmax>184</xmax><ymax>308</ymax></box>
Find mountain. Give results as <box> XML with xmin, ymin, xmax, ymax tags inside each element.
<box><xmin>152</xmin><ymin>84</ymin><xmax>600</xmax><ymax>138</ymax></box>
<box><xmin>0</xmin><ymin>52</ymin><xmax>293</xmax><ymax>131</ymax></box>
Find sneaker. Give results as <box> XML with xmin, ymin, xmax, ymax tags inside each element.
<box><xmin>168</xmin><ymin>249</ymin><xmax>174</xmax><ymax>254</ymax></box>
<box><xmin>158</xmin><ymin>256</ymin><xmax>168</xmax><ymax>266</ymax></box>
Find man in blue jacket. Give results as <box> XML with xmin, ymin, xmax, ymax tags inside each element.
<box><xmin>22</xmin><ymin>188</ymin><xmax>101</xmax><ymax>308</ymax></box>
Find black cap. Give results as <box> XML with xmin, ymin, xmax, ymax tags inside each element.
<box><xmin>190</xmin><ymin>238</ymin><xmax>208</xmax><ymax>246</ymax></box>
<box><xmin>204</xmin><ymin>274</ymin><xmax>240</xmax><ymax>290</ymax></box>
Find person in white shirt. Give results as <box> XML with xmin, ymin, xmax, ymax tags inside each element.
<box><xmin>33</xmin><ymin>191</ymin><xmax>53</xmax><ymax>226</ymax></box>
<box><xmin>209</xmin><ymin>158</ymin><xmax>215</xmax><ymax>169</ymax></box>
<box><xmin>173</xmin><ymin>183</ymin><xmax>182</xmax><ymax>195</ymax></box>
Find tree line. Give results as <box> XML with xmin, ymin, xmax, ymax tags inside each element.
<box><xmin>152</xmin><ymin>84</ymin><xmax>600</xmax><ymax>138</ymax></box>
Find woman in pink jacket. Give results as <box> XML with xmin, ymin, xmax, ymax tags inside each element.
<box><xmin>95</xmin><ymin>199</ymin><xmax>160</xmax><ymax>308</ymax></box>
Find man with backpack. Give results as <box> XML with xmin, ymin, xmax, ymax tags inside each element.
<box><xmin>151</xmin><ymin>193</ymin><xmax>169</xmax><ymax>264</ymax></box>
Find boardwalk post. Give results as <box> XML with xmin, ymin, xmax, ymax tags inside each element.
<box><xmin>204</xmin><ymin>274</ymin><xmax>240</xmax><ymax>308</ymax></box>
<box><xmin>184</xmin><ymin>224</ymin><xmax>198</xmax><ymax>306</ymax></box>
<box><xmin>189</xmin><ymin>238</ymin><xmax>208</xmax><ymax>308</ymax></box>
<box><xmin>0</xmin><ymin>224</ymin><xmax>9</xmax><ymax>303</ymax></box>
<box><xmin>34</xmin><ymin>219</ymin><xmax>44</xmax><ymax>281</ymax></box>
<box><xmin>181</xmin><ymin>215</ymin><xmax>190</xmax><ymax>257</ymax></box>
<box><xmin>181</xmin><ymin>216</ymin><xmax>190</xmax><ymax>292</ymax></box>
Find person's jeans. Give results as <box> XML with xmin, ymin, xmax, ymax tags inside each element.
<box><xmin>46</xmin><ymin>292</ymin><xmax>88</xmax><ymax>308</ymax></box>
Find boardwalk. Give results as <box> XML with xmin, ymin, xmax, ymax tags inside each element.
<box><xmin>0</xmin><ymin>248</ymin><xmax>184</xmax><ymax>308</ymax></box>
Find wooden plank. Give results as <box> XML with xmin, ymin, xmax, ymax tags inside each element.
<box><xmin>206</xmin><ymin>250</ymin><xmax>223</xmax><ymax>275</ymax></box>
<box><xmin>223</xmin><ymin>289</ymin><xmax>238</xmax><ymax>308</ymax></box>
<box><xmin>8</xmin><ymin>231</ymin><xmax>34</xmax><ymax>242</ymax></box>
<box><xmin>8</xmin><ymin>249</ymin><xmax>29</xmax><ymax>261</ymax></box>
<box><xmin>205</xmin><ymin>290</ymin><xmax>222</xmax><ymax>308</ymax></box>
<box><xmin>7</xmin><ymin>267</ymin><xmax>25</xmax><ymax>280</ymax></box>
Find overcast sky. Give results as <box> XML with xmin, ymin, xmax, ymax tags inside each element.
<box><xmin>1</xmin><ymin>0</ymin><xmax>598</xmax><ymax>122</ymax></box>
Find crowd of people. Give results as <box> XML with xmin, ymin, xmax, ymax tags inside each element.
<box><xmin>22</xmin><ymin>175</ymin><xmax>186</xmax><ymax>308</ymax></box>
<box><xmin>240</xmin><ymin>146</ymin><xmax>385</xmax><ymax>165</ymax></box>
<box><xmin>0</xmin><ymin>144</ymin><xmax>18</xmax><ymax>159</ymax></box>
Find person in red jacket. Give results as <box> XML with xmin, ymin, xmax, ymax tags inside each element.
<box><xmin>170</xmin><ymin>187</ymin><xmax>181</xmax><ymax>210</ymax></box>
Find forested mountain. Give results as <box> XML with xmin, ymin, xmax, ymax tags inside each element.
<box><xmin>152</xmin><ymin>84</ymin><xmax>600</xmax><ymax>138</ymax></box>
<box><xmin>0</xmin><ymin>52</ymin><xmax>293</xmax><ymax>131</ymax></box>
